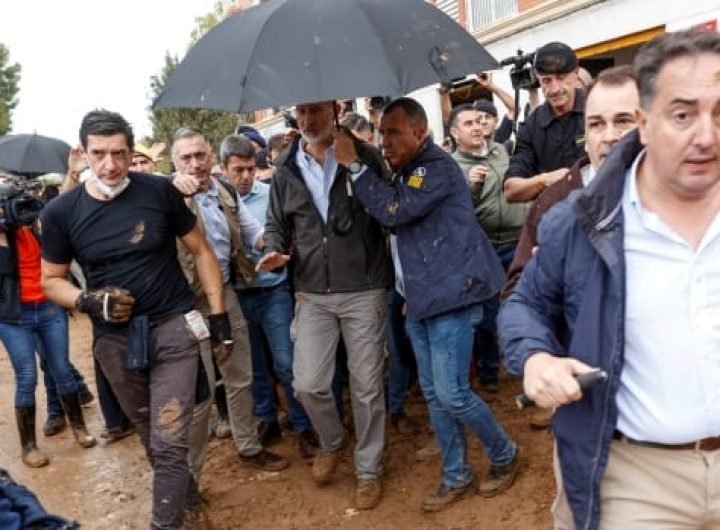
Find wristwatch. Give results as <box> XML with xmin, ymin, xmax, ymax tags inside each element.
<box><xmin>348</xmin><ymin>160</ymin><xmax>364</xmax><ymax>174</ymax></box>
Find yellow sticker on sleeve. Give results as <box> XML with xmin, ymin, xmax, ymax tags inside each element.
<box><xmin>407</xmin><ymin>175</ymin><xmax>423</xmax><ymax>188</ymax></box>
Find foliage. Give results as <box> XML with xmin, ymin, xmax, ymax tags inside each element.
<box><xmin>147</xmin><ymin>1</ymin><xmax>245</xmax><ymax>167</ymax></box>
<box><xmin>0</xmin><ymin>44</ymin><xmax>21</xmax><ymax>136</ymax></box>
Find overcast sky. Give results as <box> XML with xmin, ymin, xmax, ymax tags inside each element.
<box><xmin>1</xmin><ymin>0</ymin><xmax>221</xmax><ymax>145</ymax></box>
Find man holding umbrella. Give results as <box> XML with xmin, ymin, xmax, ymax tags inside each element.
<box><xmin>257</xmin><ymin>101</ymin><xmax>393</xmax><ymax>510</ymax></box>
<box><xmin>333</xmin><ymin>98</ymin><xmax>521</xmax><ymax>512</ymax></box>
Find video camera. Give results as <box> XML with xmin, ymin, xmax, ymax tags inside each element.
<box><xmin>499</xmin><ymin>49</ymin><xmax>539</xmax><ymax>91</ymax></box>
<box><xmin>0</xmin><ymin>178</ymin><xmax>44</xmax><ymax>230</ymax></box>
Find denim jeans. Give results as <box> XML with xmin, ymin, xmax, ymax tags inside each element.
<box><xmin>385</xmin><ymin>289</ymin><xmax>416</xmax><ymax>415</ymax></box>
<box><xmin>0</xmin><ymin>301</ymin><xmax>77</xmax><ymax>408</ymax></box>
<box><xmin>238</xmin><ymin>280</ymin><xmax>312</xmax><ymax>434</ymax></box>
<box><xmin>405</xmin><ymin>304</ymin><xmax>516</xmax><ymax>488</ymax></box>
<box><xmin>41</xmin><ymin>350</ymin><xmax>86</xmax><ymax>417</ymax></box>
<box><xmin>473</xmin><ymin>243</ymin><xmax>517</xmax><ymax>383</ymax></box>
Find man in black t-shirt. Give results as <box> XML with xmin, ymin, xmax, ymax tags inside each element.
<box><xmin>40</xmin><ymin>109</ymin><xmax>230</xmax><ymax>530</ymax></box>
<box><xmin>504</xmin><ymin>42</ymin><xmax>586</xmax><ymax>203</ymax></box>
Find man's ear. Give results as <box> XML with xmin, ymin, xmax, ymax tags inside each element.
<box><xmin>636</xmin><ymin>107</ymin><xmax>649</xmax><ymax>146</ymax></box>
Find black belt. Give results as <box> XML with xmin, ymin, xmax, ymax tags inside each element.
<box><xmin>613</xmin><ymin>430</ymin><xmax>720</xmax><ymax>451</ymax></box>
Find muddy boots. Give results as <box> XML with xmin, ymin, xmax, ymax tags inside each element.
<box><xmin>15</xmin><ymin>406</ymin><xmax>49</xmax><ymax>467</ymax></box>
<box><xmin>60</xmin><ymin>393</ymin><xmax>97</xmax><ymax>448</ymax></box>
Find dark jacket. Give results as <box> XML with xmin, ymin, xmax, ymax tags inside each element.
<box><xmin>0</xmin><ymin>229</ymin><xmax>27</xmax><ymax>324</ymax></box>
<box><xmin>506</xmin><ymin>90</ymin><xmax>586</xmax><ymax>179</ymax></box>
<box><xmin>499</xmin><ymin>131</ymin><xmax>643</xmax><ymax>530</ymax></box>
<box><xmin>264</xmin><ymin>136</ymin><xmax>393</xmax><ymax>293</ymax></box>
<box><xmin>352</xmin><ymin>138</ymin><xmax>505</xmax><ymax>321</ymax></box>
<box><xmin>501</xmin><ymin>155</ymin><xmax>588</xmax><ymax>300</ymax></box>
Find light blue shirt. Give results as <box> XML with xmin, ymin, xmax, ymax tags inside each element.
<box><xmin>618</xmin><ymin>149</ymin><xmax>720</xmax><ymax>443</ymax></box>
<box><xmin>295</xmin><ymin>141</ymin><xmax>339</xmax><ymax>222</ymax></box>
<box><xmin>193</xmin><ymin>179</ymin><xmax>264</xmax><ymax>284</ymax></box>
<box><xmin>238</xmin><ymin>180</ymin><xmax>286</xmax><ymax>289</ymax></box>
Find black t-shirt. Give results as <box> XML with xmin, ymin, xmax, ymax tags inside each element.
<box><xmin>41</xmin><ymin>173</ymin><xmax>196</xmax><ymax>336</ymax></box>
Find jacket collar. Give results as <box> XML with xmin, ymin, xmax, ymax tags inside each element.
<box><xmin>536</xmin><ymin>89</ymin><xmax>585</xmax><ymax>129</ymax></box>
<box><xmin>573</xmin><ymin>130</ymin><xmax>644</xmax><ymax>234</ymax></box>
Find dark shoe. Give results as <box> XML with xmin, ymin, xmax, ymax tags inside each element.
<box><xmin>297</xmin><ymin>429</ymin><xmax>319</xmax><ymax>462</ymax></box>
<box><xmin>477</xmin><ymin>446</ymin><xmax>522</xmax><ymax>497</ymax></box>
<box><xmin>391</xmin><ymin>412</ymin><xmax>420</xmax><ymax>437</ymax></box>
<box><xmin>59</xmin><ymin>393</ymin><xmax>96</xmax><ymax>448</ymax></box>
<box><xmin>15</xmin><ymin>406</ymin><xmax>49</xmax><ymax>468</ymax></box>
<box><xmin>421</xmin><ymin>481</ymin><xmax>474</xmax><ymax>512</ymax></box>
<box><xmin>78</xmin><ymin>387</ymin><xmax>95</xmax><ymax>407</ymax></box>
<box><xmin>100</xmin><ymin>425</ymin><xmax>136</xmax><ymax>445</ymax></box>
<box><xmin>257</xmin><ymin>420</ymin><xmax>282</xmax><ymax>447</ymax></box>
<box><xmin>239</xmin><ymin>449</ymin><xmax>289</xmax><ymax>471</ymax></box>
<box><xmin>478</xmin><ymin>380</ymin><xmax>500</xmax><ymax>394</ymax></box>
<box><xmin>355</xmin><ymin>478</ymin><xmax>382</xmax><ymax>510</ymax></box>
<box><xmin>43</xmin><ymin>414</ymin><xmax>67</xmax><ymax>437</ymax></box>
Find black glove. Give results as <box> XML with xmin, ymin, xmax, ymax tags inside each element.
<box><xmin>75</xmin><ymin>287</ymin><xmax>135</xmax><ymax>323</ymax></box>
<box><xmin>208</xmin><ymin>312</ymin><xmax>233</xmax><ymax>364</ymax></box>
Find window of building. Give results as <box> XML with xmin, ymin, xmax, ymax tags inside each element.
<box><xmin>466</xmin><ymin>0</ymin><xmax>518</xmax><ymax>30</ymax></box>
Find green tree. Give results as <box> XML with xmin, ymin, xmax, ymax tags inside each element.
<box><xmin>148</xmin><ymin>1</ymin><xmax>241</xmax><ymax>162</ymax></box>
<box><xmin>0</xmin><ymin>44</ymin><xmax>21</xmax><ymax>135</ymax></box>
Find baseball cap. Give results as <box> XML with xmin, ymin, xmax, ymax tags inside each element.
<box><xmin>534</xmin><ymin>42</ymin><xmax>578</xmax><ymax>75</ymax></box>
<box><xmin>473</xmin><ymin>99</ymin><xmax>498</xmax><ymax>117</ymax></box>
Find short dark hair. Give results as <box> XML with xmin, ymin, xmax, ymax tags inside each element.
<box><xmin>340</xmin><ymin>112</ymin><xmax>373</xmax><ymax>135</ymax></box>
<box><xmin>383</xmin><ymin>97</ymin><xmax>428</xmax><ymax>129</ymax></box>
<box><xmin>584</xmin><ymin>65</ymin><xmax>637</xmax><ymax>102</ymax></box>
<box><xmin>634</xmin><ymin>29</ymin><xmax>720</xmax><ymax>109</ymax></box>
<box><xmin>447</xmin><ymin>103</ymin><xmax>476</xmax><ymax>129</ymax></box>
<box><xmin>267</xmin><ymin>133</ymin><xmax>285</xmax><ymax>153</ymax></box>
<box><xmin>79</xmin><ymin>109</ymin><xmax>134</xmax><ymax>151</ymax></box>
<box><xmin>219</xmin><ymin>134</ymin><xmax>256</xmax><ymax>166</ymax></box>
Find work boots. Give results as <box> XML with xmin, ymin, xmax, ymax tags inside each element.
<box><xmin>60</xmin><ymin>393</ymin><xmax>96</xmax><ymax>448</ymax></box>
<box><xmin>15</xmin><ymin>406</ymin><xmax>49</xmax><ymax>468</ymax></box>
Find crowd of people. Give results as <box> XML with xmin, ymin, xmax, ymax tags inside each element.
<box><xmin>0</xmin><ymin>28</ymin><xmax>718</xmax><ymax>530</ymax></box>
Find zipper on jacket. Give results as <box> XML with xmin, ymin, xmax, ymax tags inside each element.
<box><xmin>323</xmin><ymin>236</ymin><xmax>330</xmax><ymax>292</ymax></box>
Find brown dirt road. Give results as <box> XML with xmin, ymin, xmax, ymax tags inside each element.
<box><xmin>0</xmin><ymin>314</ymin><xmax>555</xmax><ymax>529</ymax></box>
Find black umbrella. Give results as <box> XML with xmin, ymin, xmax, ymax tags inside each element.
<box><xmin>153</xmin><ymin>0</ymin><xmax>498</xmax><ymax>113</ymax></box>
<box><xmin>0</xmin><ymin>133</ymin><xmax>71</xmax><ymax>175</ymax></box>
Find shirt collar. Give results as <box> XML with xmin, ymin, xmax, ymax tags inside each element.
<box><xmin>537</xmin><ymin>89</ymin><xmax>585</xmax><ymax>129</ymax></box>
<box><xmin>625</xmin><ymin>148</ymin><xmax>647</xmax><ymax>213</ymax></box>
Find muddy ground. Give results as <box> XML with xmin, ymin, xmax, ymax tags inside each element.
<box><xmin>0</xmin><ymin>314</ymin><xmax>555</xmax><ymax>529</ymax></box>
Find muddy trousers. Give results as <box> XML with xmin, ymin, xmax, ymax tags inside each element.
<box><xmin>94</xmin><ymin>313</ymin><xmax>200</xmax><ymax>530</ymax></box>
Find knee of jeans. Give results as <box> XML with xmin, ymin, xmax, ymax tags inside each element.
<box><xmin>435</xmin><ymin>386</ymin><xmax>473</xmax><ymax>415</ymax></box>
<box><xmin>155</xmin><ymin>397</ymin><xmax>190</xmax><ymax>447</ymax></box>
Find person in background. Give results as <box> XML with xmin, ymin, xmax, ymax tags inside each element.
<box><xmin>504</xmin><ymin>42</ymin><xmax>586</xmax><ymax>203</ymax></box>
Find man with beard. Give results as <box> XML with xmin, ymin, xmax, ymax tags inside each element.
<box><xmin>504</xmin><ymin>42</ymin><xmax>586</xmax><ymax>203</ymax></box>
<box><xmin>257</xmin><ymin>101</ymin><xmax>393</xmax><ymax>510</ymax></box>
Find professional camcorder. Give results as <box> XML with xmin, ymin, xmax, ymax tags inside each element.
<box><xmin>0</xmin><ymin>178</ymin><xmax>44</xmax><ymax>230</ymax></box>
<box><xmin>499</xmin><ymin>49</ymin><xmax>539</xmax><ymax>91</ymax></box>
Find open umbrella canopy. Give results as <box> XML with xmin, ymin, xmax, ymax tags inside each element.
<box><xmin>153</xmin><ymin>0</ymin><xmax>498</xmax><ymax>113</ymax></box>
<box><xmin>0</xmin><ymin>133</ymin><xmax>71</xmax><ymax>175</ymax></box>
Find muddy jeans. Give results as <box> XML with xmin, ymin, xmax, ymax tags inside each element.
<box><xmin>94</xmin><ymin>313</ymin><xmax>200</xmax><ymax>530</ymax></box>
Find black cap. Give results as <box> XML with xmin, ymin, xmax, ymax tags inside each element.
<box><xmin>473</xmin><ymin>99</ymin><xmax>498</xmax><ymax>117</ymax></box>
<box><xmin>534</xmin><ymin>42</ymin><xmax>578</xmax><ymax>75</ymax></box>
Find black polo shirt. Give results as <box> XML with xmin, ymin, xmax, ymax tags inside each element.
<box><xmin>505</xmin><ymin>90</ymin><xmax>585</xmax><ymax>180</ymax></box>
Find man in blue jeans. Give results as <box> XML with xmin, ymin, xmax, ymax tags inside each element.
<box><xmin>220</xmin><ymin>134</ymin><xmax>320</xmax><ymax>462</ymax></box>
<box><xmin>334</xmin><ymin>97</ymin><xmax>521</xmax><ymax>512</ymax></box>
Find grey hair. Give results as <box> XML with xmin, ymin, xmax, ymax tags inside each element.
<box><xmin>218</xmin><ymin>134</ymin><xmax>256</xmax><ymax>166</ymax></box>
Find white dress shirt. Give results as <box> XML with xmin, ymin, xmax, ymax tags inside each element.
<box><xmin>295</xmin><ymin>141</ymin><xmax>339</xmax><ymax>223</ymax></box>
<box><xmin>618</xmin><ymin>150</ymin><xmax>720</xmax><ymax>443</ymax></box>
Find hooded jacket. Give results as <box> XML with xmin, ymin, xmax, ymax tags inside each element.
<box><xmin>452</xmin><ymin>142</ymin><xmax>528</xmax><ymax>247</ymax></box>
<box><xmin>499</xmin><ymin>131</ymin><xmax>644</xmax><ymax>530</ymax></box>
